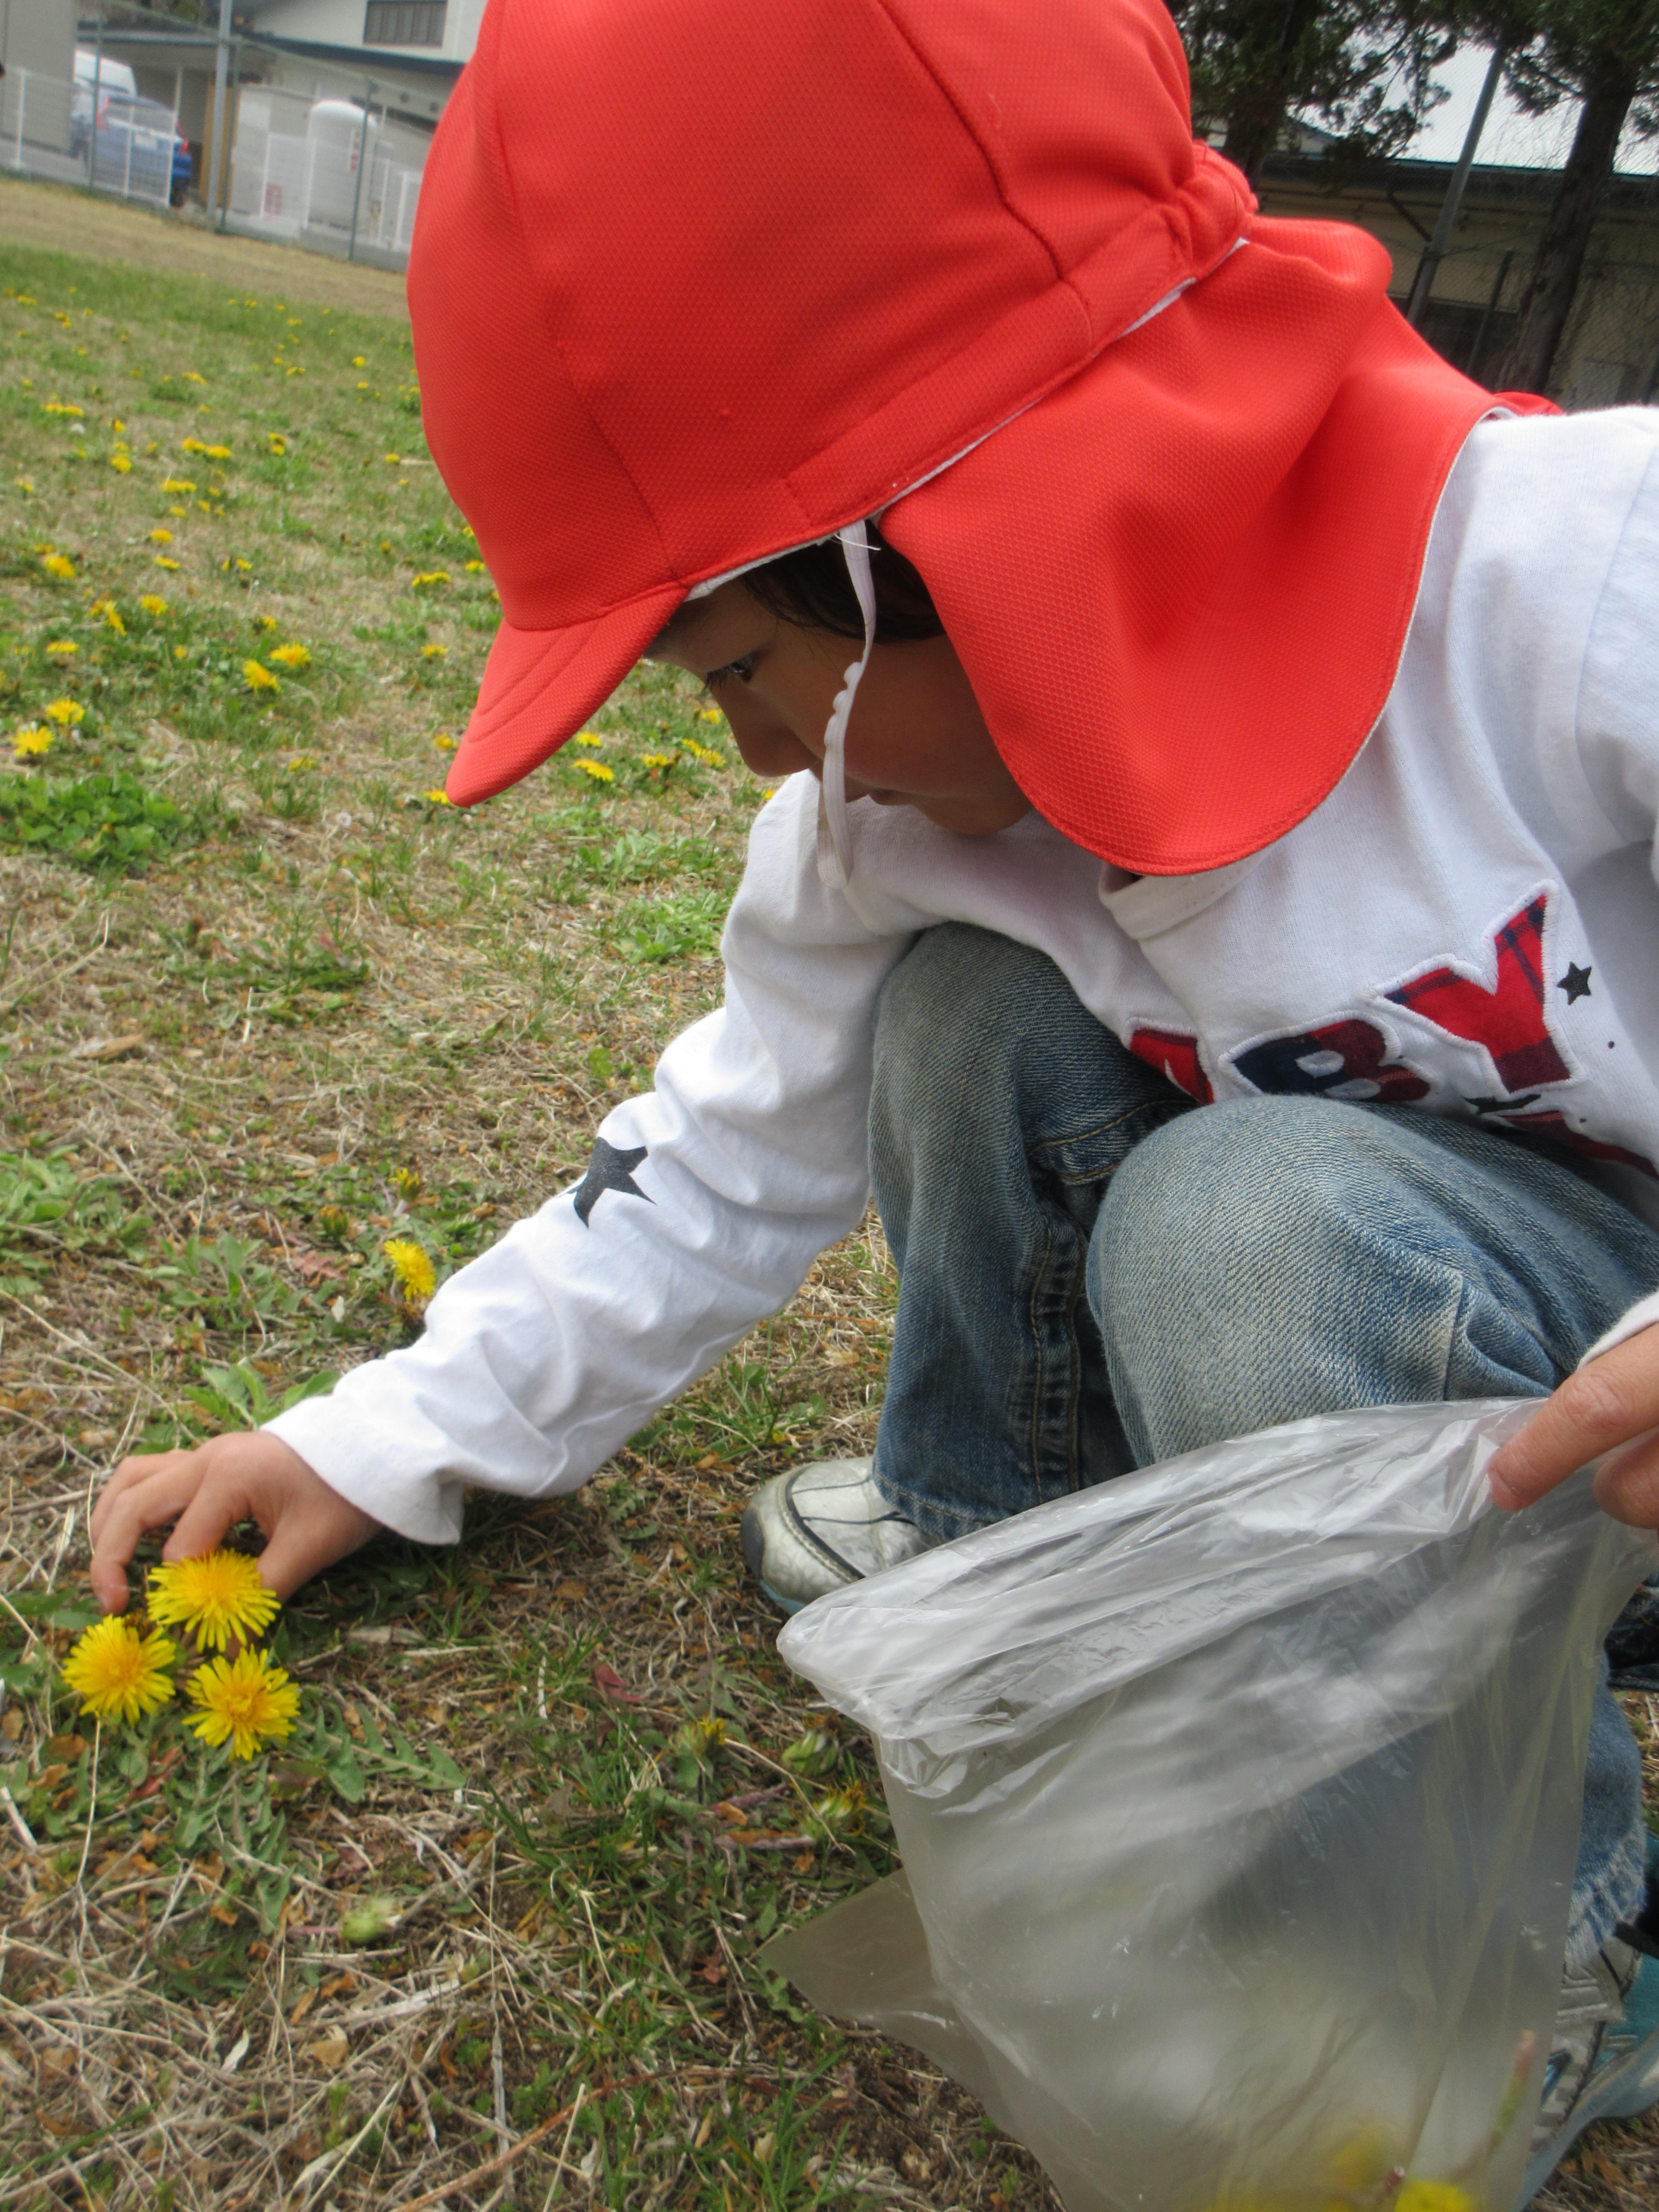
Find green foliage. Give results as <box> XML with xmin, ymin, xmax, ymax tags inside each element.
<box><xmin>0</xmin><ymin>769</ymin><xmax>215</xmax><ymax>874</ymax></box>
<box><xmin>610</xmin><ymin>887</ymin><xmax>728</xmax><ymax>963</ymax></box>
<box><xmin>0</xmin><ymin>1151</ymin><xmax>150</xmax><ymax>1293</ymax></box>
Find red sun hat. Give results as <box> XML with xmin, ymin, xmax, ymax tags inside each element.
<box><xmin>410</xmin><ymin>0</ymin><xmax>1545</xmax><ymax>873</ymax></box>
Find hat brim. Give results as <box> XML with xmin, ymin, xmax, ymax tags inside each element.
<box><xmin>445</xmin><ymin>584</ymin><xmax>685</xmax><ymax>807</ymax></box>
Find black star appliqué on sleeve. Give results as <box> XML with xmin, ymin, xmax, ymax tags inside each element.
<box><xmin>1557</xmin><ymin>962</ymin><xmax>1593</xmax><ymax>1003</ymax></box>
<box><xmin>572</xmin><ymin>1137</ymin><xmax>652</xmax><ymax>1227</ymax></box>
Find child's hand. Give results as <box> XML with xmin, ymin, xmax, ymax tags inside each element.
<box><xmin>1489</xmin><ymin>1327</ymin><xmax>1659</xmax><ymax>1528</ymax></box>
<box><xmin>89</xmin><ymin>1432</ymin><xmax>381</xmax><ymax>1614</ymax></box>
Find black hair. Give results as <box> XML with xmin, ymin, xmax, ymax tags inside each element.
<box><xmin>740</xmin><ymin>524</ymin><xmax>945</xmax><ymax>643</ymax></box>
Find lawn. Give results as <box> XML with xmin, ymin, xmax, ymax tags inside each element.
<box><xmin>0</xmin><ymin>214</ymin><xmax>1654</xmax><ymax>2212</ymax></box>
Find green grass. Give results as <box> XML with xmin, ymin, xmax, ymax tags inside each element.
<box><xmin>0</xmin><ymin>230</ymin><xmax>1064</xmax><ymax>2212</ymax></box>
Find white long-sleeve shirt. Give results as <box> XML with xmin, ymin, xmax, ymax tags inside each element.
<box><xmin>270</xmin><ymin>406</ymin><xmax>1659</xmax><ymax>1542</ymax></box>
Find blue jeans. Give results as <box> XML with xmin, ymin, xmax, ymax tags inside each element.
<box><xmin>868</xmin><ymin>925</ymin><xmax>1659</xmax><ymax>1966</ymax></box>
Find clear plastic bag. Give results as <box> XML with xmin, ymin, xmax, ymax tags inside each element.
<box><xmin>769</xmin><ymin>1400</ymin><xmax>1657</xmax><ymax>2212</ymax></box>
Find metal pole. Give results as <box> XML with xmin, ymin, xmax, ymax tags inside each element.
<box><xmin>1406</xmin><ymin>43</ymin><xmax>1507</xmax><ymax>327</ymax></box>
<box><xmin>87</xmin><ymin>10</ymin><xmax>103</xmax><ymax>189</ymax></box>
<box><xmin>345</xmin><ymin>80</ymin><xmax>370</xmax><ymax>262</ymax></box>
<box><xmin>217</xmin><ymin>34</ymin><xmax>240</xmax><ymax>231</ymax></box>
<box><xmin>1464</xmin><ymin>247</ymin><xmax>1513</xmax><ymax>378</ymax></box>
<box><xmin>121</xmin><ymin>91</ymin><xmax>131</xmax><ymax>198</ymax></box>
<box><xmin>204</xmin><ymin>0</ymin><xmax>232</xmax><ymax>225</ymax></box>
<box><xmin>13</xmin><ymin>68</ymin><xmax>23</xmax><ymax>172</ymax></box>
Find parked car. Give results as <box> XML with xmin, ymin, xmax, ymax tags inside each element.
<box><xmin>69</xmin><ymin>50</ymin><xmax>139</xmax><ymax>158</ymax></box>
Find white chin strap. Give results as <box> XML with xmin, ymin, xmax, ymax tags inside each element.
<box><xmin>815</xmin><ymin>523</ymin><xmax>876</xmax><ymax>892</ymax></box>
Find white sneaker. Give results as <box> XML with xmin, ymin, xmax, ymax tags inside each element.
<box><xmin>740</xmin><ymin>1457</ymin><xmax>928</xmax><ymax>1613</ymax></box>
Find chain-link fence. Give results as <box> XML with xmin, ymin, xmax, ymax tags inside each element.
<box><xmin>1</xmin><ymin>67</ymin><xmax>180</xmax><ymax>210</ymax></box>
<box><xmin>0</xmin><ymin>12</ymin><xmax>434</xmax><ymax>274</ymax></box>
<box><xmin>225</xmin><ymin>84</ymin><xmax>429</xmax><ymax>262</ymax></box>
<box><xmin>1406</xmin><ymin>237</ymin><xmax>1659</xmax><ymax>406</ymax></box>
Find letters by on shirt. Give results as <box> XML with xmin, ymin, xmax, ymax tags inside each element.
<box><xmin>1128</xmin><ymin>888</ymin><xmax>1657</xmax><ymax>1177</ymax></box>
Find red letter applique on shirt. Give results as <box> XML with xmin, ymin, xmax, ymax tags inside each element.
<box><xmin>1129</xmin><ymin>1026</ymin><xmax>1214</xmax><ymax>1103</ymax></box>
<box><xmin>1383</xmin><ymin>892</ymin><xmax>1573</xmax><ymax>1094</ymax></box>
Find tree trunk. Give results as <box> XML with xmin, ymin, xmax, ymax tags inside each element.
<box><xmin>1219</xmin><ymin>0</ymin><xmax>1328</xmax><ymax>182</ymax></box>
<box><xmin>1490</xmin><ymin>55</ymin><xmax>1639</xmax><ymax>394</ymax></box>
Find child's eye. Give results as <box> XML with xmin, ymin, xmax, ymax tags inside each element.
<box><xmin>702</xmin><ymin>655</ymin><xmax>754</xmax><ymax>692</ymax></box>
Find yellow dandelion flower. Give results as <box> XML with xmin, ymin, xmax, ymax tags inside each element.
<box><xmin>12</xmin><ymin>726</ymin><xmax>52</xmax><ymax>758</ymax></box>
<box><xmin>420</xmin><ymin>787</ymin><xmax>453</xmax><ymax>806</ymax></box>
<box><xmin>61</xmin><ymin>1615</ymin><xmax>176</xmax><ymax>1725</ymax></box>
<box><xmin>148</xmin><ymin>527</ymin><xmax>174</xmax><ymax>545</ymax></box>
<box><xmin>286</xmin><ymin>753</ymin><xmax>317</xmax><ymax>771</ymax></box>
<box><xmin>242</xmin><ymin>660</ymin><xmax>280</xmax><ymax>694</ymax></box>
<box><xmin>433</xmin><ymin>733</ymin><xmax>457</xmax><ymax>751</ymax></box>
<box><xmin>185</xmin><ymin>1648</ymin><xmax>301</xmax><ymax>1760</ymax></box>
<box><xmin>465</xmin><ymin>559</ymin><xmax>486</xmax><ymax>573</ymax></box>
<box><xmin>169</xmin><ymin>505</ymin><xmax>186</xmax><ymax>518</ymax></box>
<box><xmin>43</xmin><ymin>698</ymin><xmax>84</xmax><ymax>726</ymax></box>
<box><xmin>571</xmin><ymin>731</ymin><xmax>604</xmax><ymax>748</ymax></box>
<box><xmin>576</xmin><ymin>758</ymin><xmax>615</xmax><ymax>783</ymax></box>
<box><xmin>138</xmin><ymin>594</ymin><xmax>168</xmax><ymax>617</ymax></box>
<box><xmin>109</xmin><ymin>451</ymin><xmax>132</xmax><ymax>474</ymax></box>
<box><xmin>204</xmin><ymin>444</ymin><xmax>232</xmax><ymax>460</ymax></box>
<box><xmin>162</xmin><ymin>476</ymin><xmax>195</xmax><ymax>494</ymax></box>
<box><xmin>268</xmin><ymin>642</ymin><xmax>311</xmax><ymax>669</ymax></box>
<box><xmin>391</xmin><ymin>1166</ymin><xmax>422</xmax><ymax>1199</ymax></box>
<box><xmin>420</xmin><ymin>643</ymin><xmax>447</xmax><ymax>659</ymax></box>
<box><xmin>180</xmin><ymin>436</ymin><xmax>208</xmax><ymax>454</ymax></box>
<box><xmin>148</xmin><ymin>1548</ymin><xmax>281</xmax><ymax>1652</ymax></box>
<box><xmin>698</xmin><ymin>707</ymin><xmax>724</xmax><ymax>723</ymax></box>
<box><xmin>384</xmin><ymin>451</ymin><xmax>402</xmax><ymax>466</ymax></box>
<box><xmin>174</xmin><ymin>645</ymin><xmax>189</xmax><ymax>661</ymax></box>
<box><xmin>41</xmin><ymin>552</ymin><xmax>75</xmax><ymax>579</ymax></box>
<box><xmin>44</xmin><ymin>640</ymin><xmax>77</xmax><ymax>658</ymax></box>
<box><xmin>641</xmin><ymin>751</ymin><xmax>678</xmax><ymax>771</ymax></box>
<box><xmin>383</xmin><ymin>1238</ymin><xmax>437</xmax><ymax>1308</ymax></box>
<box><xmin>410</xmin><ymin>570</ymin><xmax>449</xmax><ymax>589</ymax></box>
<box><xmin>257</xmin><ymin>614</ymin><xmax>278</xmax><ymax>631</ymax></box>
<box><xmin>155</xmin><ymin>556</ymin><xmax>180</xmax><ymax>572</ymax></box>
<box><xmin>268</xmin><ymin>434</ymin><xmax>288</xmax><ymax>454</ymax></box>
<box><xmin>352</xmin><ymin>354</ymin><xmax>366</xmax><ymax>367</ymax></box>
<box><xmin>98</xmin><ymin>602</ymin><xmax>125</xmax><ymax>636</ymax></box>
<box><xmin>234</xmin><ymin>558</ymin><xmax>253</xmax><ymax>573</ymax></box>
<box><xmin>182</xmin><ymin>370</ymin><xmax>206</xmax><ymax>385</ymax></box>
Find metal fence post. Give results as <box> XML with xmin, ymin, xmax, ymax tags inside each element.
<box><xmin>1406</xmin><ymin>43</ymin><xmax>1507</xmax><ymax>329</ymax></box>
<box><xmin>218</xmin><ymin>35</ymin><xmax>240</xmax><ymax>230</ymax></box>
<box><xmin>1464</xmin><ymin>248</ymin><xmax>1514</xmax><ymax>379</ymax></box>
<box><xmin>205</xmin><ymin>0</ymin><xmax>232</xmax><ymax>223</ymax></box>
<box><xmin>87</xmin><ymin>11</ymin><xmax>103</xmax><ymax>189</ymax></box>
<box><xmin>346</xmin><ymin>81</ymin><xmax>370</xmax><ymax>262</ymax></box>
<box><xmin>13</xmin><ymin>68</ymin><xmax>23</xmax><ymax>171</ymax></box>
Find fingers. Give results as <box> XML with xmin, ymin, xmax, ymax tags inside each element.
<box><xmin>1489</xmin><ymin>1329</ymin><xmax>1659</xmax><ymax>1512</ymax></box>
<box><xmin>1592</xmin><ymin>1429</ymin><xmax>1659</xmax><ymax>1528</ymax></box>
<box><xmin>87</xmin><ymin>1431</ymin><xmax>376</xmax><ymax>1613</ymax></box>
<box><xmin>256</xmin><ymin>1488</ymin><xmax>381</xmax><ymax>1601</ymax></box>
<box><xmin>88</xmin><ymin>1453</ymin><xmax>207</xmax><ymax>1613</ymax></box>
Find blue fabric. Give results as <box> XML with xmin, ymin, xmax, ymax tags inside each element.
<box><xmin>868</xmin><ymin>923</ymin><xmax>1659</xmax><ymax>1965</ymax></box>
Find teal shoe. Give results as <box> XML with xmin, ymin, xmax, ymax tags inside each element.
<box><xmin>1519</xmin><ymin>1837</ymin><xmax>1659</xmax><ymax>2204</ymax></box>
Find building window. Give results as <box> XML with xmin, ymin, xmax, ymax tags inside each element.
<box><xmin>364</xmin><ymin>1</ymin><xmax>446</xmax><ymax>47</ymax></box>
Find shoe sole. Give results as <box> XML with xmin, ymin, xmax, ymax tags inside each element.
<box><xmin>1519</xmin><ymin>2034</ymin><xmax>1659</xmax><ymax>2204</ymax></box>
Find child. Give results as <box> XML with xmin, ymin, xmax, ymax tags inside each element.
<box><xmin>89</xmin><ymin>0</ymin><xmax>1659</xmax><ymax>2191</ymax></box>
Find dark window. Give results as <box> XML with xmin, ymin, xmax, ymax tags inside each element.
<box><xmin>364</xmin><ymin>1</ymin><xmax>446</xmax><ymax>47</ymax></box>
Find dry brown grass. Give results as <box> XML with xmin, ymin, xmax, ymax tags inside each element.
<box><xmin>0</xmin><ymin>189</ymin><xmax>1655</xmax><ymax>2212</ymax></box>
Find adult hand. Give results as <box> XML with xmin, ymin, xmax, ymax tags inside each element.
<box><xmin>89</xmin><ymin>1430</ymin><xmax>381</xmax><ymax>1614</ymax></box>
<box><xmin>1489</xmin><ymin>1325</ymin><xmax>1659</xmax><ymax>1528</ymax></box>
